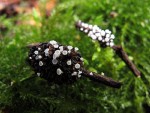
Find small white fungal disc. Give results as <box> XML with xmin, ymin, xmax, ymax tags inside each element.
<box><xmin>49</xmin><ymin>40</ymin><xmax>57</xmax><ymax>45</ymax></box>
<box><xmin>67</xmin><ymin>46</ymin><xmax>73</xmax><ymax>50</ymax></box>
<box><xmin>35</xmin><ymin>56</ymin><xmax>39</xmax><ymax>60</ymax></box>
<box><xmin>28</xmin><ymin>40</ymin><xmax>84</xmax><ymax>84</ymax></box>
<box><xmin>75</xmin><ymin>63</ymin><xmax>80</xmax><ymax>69</ymax></box>
<box><xmin>67</xmin><ymin>60</ymin><xmax>72</xmax><ymax>65</ymax></box>
<box><xmin>52</xmin><ymin>59</ymin><xmax>58</xmax><ymax>65</ymax></box>
<box><xmin>38</xmin><ymin>55</ymin><xmax>42</xmax><ymax>59</ymax></box>
<box><xmin>76</xmin><ymin>20</ymin><xmax>115</xmax><ymax>47</ymax></box>
<box><xmin>78</xmin><ymin>71</ymin><xmax>82</xmax><ymax>74</ymax></box>
<box><xmin>80</xmin><ymin>28</ymin><xmax>84</xmax><ymax>31</ymax></box>
<box><xmin>39</xmin><ymin>61</ymin><xmax>43</xmax><ymax>66</ymax></box>
<box><xmin>72</xmin><ymin>71</ymin><xmax>77</xmax><ymax>76</ymax></box>
<box><xmin>78</xmin><ymin>74</ymin><xmax>81</xmax><ymax>78</ymax></box>
<box><xmin>34</xmin><ymin>51</ymin><xmax>38</xmax><ymax>55</ymax></box>
<box><xmin>37</xmin><ymin>73</ymin><xmax>41</xmax><ymax>76</ymax></box>
<box><xmin>62</xmin><ymin>50</ymin><xmax>68</xmax><ymax>55</ymax></box>
<box><xmin>57</xmin><ymin>68</ymin><xmax>63</xmax><ymax>75</ymax></box>
<box><xmin>44</xmin><ymin>48</ymin><xmax>49</xmax><ymax>56</ymax></box>
<box><xmin>90</xmin><ymin>72</ymin><xmax>93</xmax><ymax>76</ymax></box>
<box><xmin>59</xmin><ymin>46</ymin><xmax>64</xmax><ymax>52</ymax></box>
<box><xmin>54</xmin><ymin>44</ymin><xmax>59</xmax><ymax>48</ymax></box>
<box><xmin>75</xmin><ymin>47</ymin><xmax>79</xmax><ymax>51</ymax></box>
<box><xmin>38</xmin><ymin>48</ymin><xmax>41</xmax><ymax>50</ymax></box>
<box><xmin>80</xmin><ymin>57</ymin><xmax>84</xmax><ymax>61</ymax></box>
<box><xmin>101</xmin><ymin>72</ymin><xmax>105</xmax><ymax>76</ymax></box>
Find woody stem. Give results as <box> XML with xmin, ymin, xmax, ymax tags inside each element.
<box><xmin>112</xmin><ymin>45</ymin><xmax>141</xmax><ymax>77</ymax></box>
<box><xmin>81</xmin><ymin>68</ymin><xmax>122</xmax><ymax>88</ymax></box>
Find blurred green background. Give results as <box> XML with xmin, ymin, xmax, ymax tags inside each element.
<box><xmin>0</xmin><ymin>0</ymin><xmax>150</xmax><ymax>113</ymax></box>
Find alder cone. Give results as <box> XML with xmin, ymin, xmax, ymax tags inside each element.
<box><xmin>27</xmin><ymin>41</ymin><xmax>83</xmax><ymax>84</ymax></box>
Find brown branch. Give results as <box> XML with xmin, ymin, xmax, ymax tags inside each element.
<box><xmin>81</xmin><ymin>68</ymin><xmax>122</xmax><ymax>88</ymax></box>
<box><xmin>112</xmin><ymin>45</ymin><xmax>141</xmax><ymax>77</ymax></box>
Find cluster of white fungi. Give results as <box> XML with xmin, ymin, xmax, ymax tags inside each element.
<box><xmin>77</xmin><ymin>20</ymin><xmax>115</xmax><ymax>47</ymax></box>
<box><xmin>28</xmin><ymin>40</ymin><xmax>83</xmax><ymax>79</ymax></box>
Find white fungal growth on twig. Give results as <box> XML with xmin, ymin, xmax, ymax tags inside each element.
<box><xmin>76</xmin><ymin>21</ymin><xmax>115</xmax><ymax>47</ymax></box>
<box><xmin>28</xmin><ymin>40</ymin><xmax>83</xmax><ymax>81</ymax></box>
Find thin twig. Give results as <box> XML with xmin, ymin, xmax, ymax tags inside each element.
<box><xmin>81</xmin><ymin>68</ymin><xmax>122</xmax><ymax>88</ymax></box>
<box><xmin>112</xmin><ymin>45</ymin><xmax>141</xmax><ymax>77</ymax></box>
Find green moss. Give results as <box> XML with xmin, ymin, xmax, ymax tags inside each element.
<box><xmin>0</xmin><ymin>0</ymin><xmax>150</xmax><ymax>113</ymax></box>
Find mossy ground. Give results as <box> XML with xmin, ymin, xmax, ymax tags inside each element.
<box><xmin>0</xmin><ymin>0</ymin><xmax>150</xmax><ymax>113</ymax></box>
